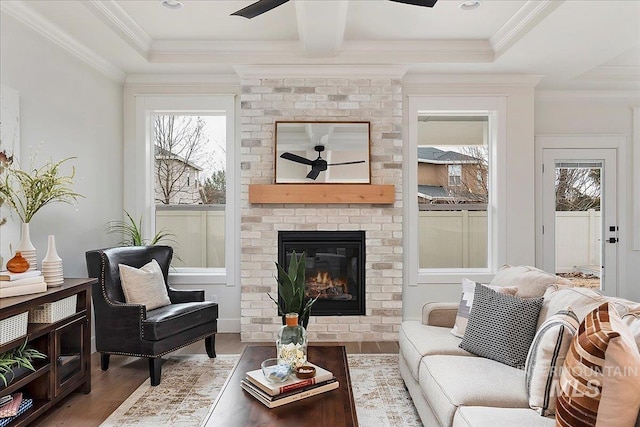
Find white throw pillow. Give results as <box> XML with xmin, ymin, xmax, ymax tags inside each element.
<box><xmin>450</xmin><ymin>278</ymin><xmax>518</xmax><ymax>338</ymax></box>
<box><xmin>525</xmin><ymin>308</ymin><xmax>579</xmax><ymax>416</ymax></box>
<box><xmin>490</xmin><ymin>264</ymin><xmax>572</xmax><ymax>298</ymax></box>
<box><xmin>119</xmin><ymin>259</ymin><xmax>171</xmax><ymax>311</ymax></box>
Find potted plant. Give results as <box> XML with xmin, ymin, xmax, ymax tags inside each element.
<box><xmin>268</xmin><ymin>251</ymin><xmax>318</xmax><ymax>328</ymax></box>
<box><xmin>106</xmin><ymin>210</ymin><xmax>175</xmax><ymax>247</ymax></box>
<box><xmin>0</xmin><ymin>340</ymin><xmax>47</xmax><ymax>388</ymax></box>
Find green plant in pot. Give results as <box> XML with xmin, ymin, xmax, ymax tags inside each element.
<box><xmin>0</xmin><ymin>340</ymin><xmax>47</xmax><ymax>387</ymax></box>
<box><xmin>268</xmin><ymin>251</ymin><xmax>318</xmax><ymax>328</ymax></box>
<box><xmin>105</xmin><ymin>210</ymin><xmax>176</xmax><ymax>246</ymax></box>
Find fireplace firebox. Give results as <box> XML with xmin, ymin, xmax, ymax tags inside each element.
<box><xmin>278</xmin><ymin>231</ymin><xmax>365</xmax><ymax>317</ymax></box>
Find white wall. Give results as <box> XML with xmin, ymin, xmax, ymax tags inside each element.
<box><xmin>535</xmin><ymin>93</ymin><xmax>640</xmax><ymax>301</ymax></box>
<box><xmin>0</xmin><ymin>13</ymin><xmax>123</xmax><ymax>277</ymax></box>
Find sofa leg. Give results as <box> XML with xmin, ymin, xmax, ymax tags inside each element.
<box><xmin>101</xmin><ymin>353</ymin><xmax>110</xmax><ymax>371</ymax></box>
<box><xmin>149</xmin><ymin>358</ymin><xmax>162</xmax><ymax>386</ymax></box>
<box><xmin>205</xmin><ymin>335</ymin><xmax>217</xmax><ymax>358</ymax></box>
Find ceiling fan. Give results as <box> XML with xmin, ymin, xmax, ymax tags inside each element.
<box><xmin>280</xmin><ymin>145</ymin><xmax>366</xmax><ymax>180</ymax></box>
<box><xmin>232</xmin><ymin>0</ymin><xmax>438</xmax><ymax>19</ymax></box>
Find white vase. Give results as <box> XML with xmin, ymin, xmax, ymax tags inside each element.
<box><xmin>16</xmin><ymin>223</ymin><xmax>36</xmax><ymax>252</ymax></box>
<box><xmin>15</xmin><ymin>222</ymin><xmax>37</xmax><ymax>271</ymax></box>
<box><xmin>43</xmin><ymin>235</ymin><xmax>62</xmax><ymax>263</ymax></box>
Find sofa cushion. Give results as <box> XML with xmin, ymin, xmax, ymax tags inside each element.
<box><xmin>451</xmin><ymin>278</ymin><xmax>518</xmax><ymax>338</ymax></box>
<box><xmin>400</xmin><ymin>321</ymin><xmax>474</xmax><ymax>381</ymax></box>
<box><xmin>460</xmin><ymin>284</ymin><xmax>543</xmax><ymax>368</ymax></box>
<box><xmin>557</xmin><ymin>303</ymin><xmax>640</xmax><ymax>427</ymax></box>
<box><xmin>490</xmin><ymin>264</ymin><xmax>571</xmax><ymax>298</ymax></box>
<box><xmin>142</xmin><ymin>301</ymin><xmax>218</xmax><ymax>341</ymax></box>
<box><xmin>525</xmin><ymin>309</ymin><xmax>579</xmax><ymax>416</ymax></box>
<box><xmin>420</xmin><ymin>355</ymin><xmax>529</xmax><ymax>427</ymax></box>
<box><xmin>622</xmin><ymin>312</ymin><xmax>640</xmax><ymax>351</ymax></box>
<box><xmin>538</xmin><ymin>285</ymin><xmax>606</xmax><ymax>329</ymax></box>
<box><xmin>119</xmin><ymin>259</ymin><xmax>171</xmax><ymax>311</ymax></box>
<box><xmin>453</xmin><ymin>407</ymin><xmax>555</xmax><ymax>427</ymax></box>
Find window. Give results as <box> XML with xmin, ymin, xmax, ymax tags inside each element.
<box><xmin>406</xmin><ymin>95</ymin><xmax>506</xmax><ymax>284</ymax></box>
<box><xmin>448</xmin><ymin>165</ymin><xmax>462</xmax><ymax>186</ymax></box>
<box><xmin>127</xmin><ymin>95</ymin><xmax>237</xmax><ymax>283</ymax></box>
<box><xmin>417</xmin><ymin>115</ymin><xmax>490</xmax><ymax>269</ymax></box>
<box><xmin>152</xmin><ymin>114</ymin><xmax>227</xmax><ymax>268</ymax></box>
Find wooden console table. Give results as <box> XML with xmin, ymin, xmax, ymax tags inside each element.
<box><xmin>0</xmin><ymin>278</ymin><xmax>94</xmax><ymax>426</ymax></box>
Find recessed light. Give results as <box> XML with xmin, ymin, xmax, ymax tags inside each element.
<box><xmin>459</xmin><ymin>1</ymin><xmax>481</xmax><ymax>11</ymax></box>
<box><xmin>161</xmin><ymin>0</ymin><xmax>184</xmax><ymax>10</ymax></box>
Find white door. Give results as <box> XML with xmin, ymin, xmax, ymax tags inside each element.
<box><xmin>542</xmin><ymin>149</ymin><xmax>618</xmax><ymax>295</ymax></box>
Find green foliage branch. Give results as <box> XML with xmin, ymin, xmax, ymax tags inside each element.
<box><xmin>0</xmin><ymin>339</ymin><xmax>47</xmax><ymax>387</ymax></box>
<box><xmin>0</xmin><ymin>156</ymin><xmax>82</xmax><ymax>223</ymax></box>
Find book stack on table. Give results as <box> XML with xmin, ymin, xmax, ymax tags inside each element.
<box><xmin>0</xmin><ymin>270</ymin><xmax>46</xmax><ymax>298</ymax></box>
<box><xmin>241</xmin><ymin>363</ymin><xmax>339</xmax><ymax>408</ymax></box>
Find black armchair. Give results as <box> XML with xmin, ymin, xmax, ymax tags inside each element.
<box><xmin>86</xmin><ymin>245</ymin><xmax>217</xmax><ymax>386</ymax></box>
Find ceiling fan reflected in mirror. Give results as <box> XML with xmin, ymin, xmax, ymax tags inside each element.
<box><xmin>280</xmin><ymin>145</ymin><xmax>366</xmax><ymax>180</ymax></box>
<box><xmin>232</xmin><ymin>0</ymin><xmax>438</xmax><ymax>19</ymax></box>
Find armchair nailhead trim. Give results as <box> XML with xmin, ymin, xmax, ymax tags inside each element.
<box><xmin>97</xmin><ymin>331</ymin><xmax>217</xmax><ymax>358</ymax></box>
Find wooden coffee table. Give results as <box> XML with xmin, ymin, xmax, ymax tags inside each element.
<box><xmin>201</xmin><ymin>345</ymin><xmax>358</xmax><ymax>427</ymax></box>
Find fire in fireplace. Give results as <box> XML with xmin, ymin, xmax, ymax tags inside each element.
<box><xmin>278</xmin><ymin>231</ymin><xmax>365</xmax><ymax>316</ymax></box>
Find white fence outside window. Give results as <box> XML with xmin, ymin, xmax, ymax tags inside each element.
<box><xmin>419</xmin><ymin>208</ymin><xmax>601</xmax><ymax>272</ymax></box>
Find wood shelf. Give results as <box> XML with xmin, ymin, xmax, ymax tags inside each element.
<box><xmin>248</xmin><ymin>184</ymin><xmax>395</xmax><ymax>204</ymax></box>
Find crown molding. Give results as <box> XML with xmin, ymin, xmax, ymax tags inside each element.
<box><xmin>125</xmin><ymin>74</ymin><xmax>240</xmax><ymax>86</ymax></box>
<box><xmin>576</xmin><ymin>66</ymin><xmax>640</xmax><ymax>82</ymax></box>
<box><xmin>234</xmin><ymin>65</ymin><xmax>409</xmax><ymax>79</ymax></box>
<box><xmin>536</xmin><ymin>90</ymin><xmax>640</xmax><ymax>100</ymax></box>
<box><xmin>490</xmin><ymin>0</ymin><xmax>564</xmax><ymax>59</ymax></box>
<box><xmin>1</xmin><ymin>0</ymin><xmax>125</xmax><ymax>83</ymax></box>
<box><xmin>84</xmin><ymin>0</ymin><xmax>152</xmax><ymax>59</ymax></box>
<box><xmin>147</xmin><ymin>40</ymin><xmax>493</xmax><ymax>64</ymax></box>
<box><xmin>403</xmin><ymin>74</ymin><xmax>544</xmax><ymax>87</ymax></box>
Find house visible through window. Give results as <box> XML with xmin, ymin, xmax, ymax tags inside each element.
<box><xmin>152</xmin><ymin>114</ymin><xmax>227</xmax><ymax>268</ymax></box>
<box><xmin>417</xmin><ymin>115</ymin><xmax>490</xmax><ymax>269</ymax></box>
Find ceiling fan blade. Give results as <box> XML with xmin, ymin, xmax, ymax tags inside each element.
<box><xmin>231</xmin><ymin>0</ymin><xmax>290</xmax><ymax>19</ymax></box>
<box><xmin>281</xmin><ymin>152</ymin><xmax>314</xmax><ymax>165</ymax></box>
<box><xmin>388</xmin><ymin>0</ymin><xmax>438</xmax><ymax>7</ymax></box>
<box><xmin>306</xmin><ymin>168</ymin><xmax>321</xmax><ymax>180</ymax></box>
<box><xmin>327</xmin><ymin>160</ymin><xmax>366</xmax><ymax>166</ymax></box>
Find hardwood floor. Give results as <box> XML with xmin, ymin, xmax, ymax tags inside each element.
<box><xmin>30</xmin><ymin>334</ymin><xmax>399</xmax><ymax>427</ymax></box>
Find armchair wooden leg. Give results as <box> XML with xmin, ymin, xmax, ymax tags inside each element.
<box><xmin>101</xmin><ymin>353</ymin><xmax>110</xmax><ymax>371</ymax></box>
<box><xmin>205</xmin><ymin>335</ymin><xmax>216</xmax><ymax>358</ymax></box>
<box><xmin>149</xmin><ymin>358</ymin><xmax>162</xmax><ymax>386</ymax></box>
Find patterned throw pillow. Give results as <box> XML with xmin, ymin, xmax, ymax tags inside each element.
<box><xmin>459</xmin><ymin>283</ymin><xmax>543</xmax><ymax>368</ymax></box>
<box><xmin>450</xmin><ymin>278</ymin><xmax>518</xmax><ymax>338</ymax></box>
<box><xmin>525</xmin><ymin>309</ymin><xmax>579</xmax><ymax>416</ymax></box>
<box><xmin>556</xmin><ymin>303</ymin><xmax>640</xmax><ymax>427</ymax></box>
<box><xmin>119</xmin><ymin>259</ymin><xmax>171</xmax><ymax>311</ymax></box>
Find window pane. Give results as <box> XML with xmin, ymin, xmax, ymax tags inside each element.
<box><xmin>153</xmin><ymin>115</ymin><xmax>226</xmax><ymax>268</ymax></box>
<box><xmin>417</xmin><ymin>115</ymin><xmax>489</xmax><ymax>269</ymax></box>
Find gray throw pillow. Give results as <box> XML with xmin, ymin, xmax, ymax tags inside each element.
<box><xmin>459</xmin><ymin>283</ymin><xmax>543</xmax><ymax>369</ymax></box>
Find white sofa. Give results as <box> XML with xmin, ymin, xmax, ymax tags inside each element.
<box><xmin>399</xmin><ymin>266</ymin><xmax>640</xmax><ymax>427</ymax></box>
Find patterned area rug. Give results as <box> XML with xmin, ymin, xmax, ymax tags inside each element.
<box><xmin>101</xmin><ymin>353</ymin><xmax>421</xmax><ymax>427</ymax></box>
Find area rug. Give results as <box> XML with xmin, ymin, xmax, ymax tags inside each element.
<box><xmin>100</xmin><ymin>353</ymin><xmax>421</xmax><ymax>427</ymax></box>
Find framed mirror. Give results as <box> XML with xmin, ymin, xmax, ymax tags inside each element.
<box><xmin>275</xmin><ymin>121</ymin><xmax>371</xmax><ymax>184</ymax></box>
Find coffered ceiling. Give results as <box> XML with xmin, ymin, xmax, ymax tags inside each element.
<box><xmin>1</xmin><ymin>0</ymin><xmax>638</xmax><ymax>89</ymax></box>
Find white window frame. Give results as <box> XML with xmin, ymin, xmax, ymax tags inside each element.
<box><xmin>127</xmin><ymin>95</ymin><xmax>238</xmax><ymax>286</ymax></box>
<box><xmin>405</xmin><ymin>95</ymin><xmax>507</xmax><ymax>285</ymax></box>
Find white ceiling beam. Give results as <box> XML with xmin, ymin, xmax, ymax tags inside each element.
<box><xmin>294</xmin><ymin>0</ymin><xmax>348</xmax><ymax>57</ymax></box>
<box><xmin>83</xmin><ymin>0</ymin><xmax>152</xmax><ymax>60</ymax></box>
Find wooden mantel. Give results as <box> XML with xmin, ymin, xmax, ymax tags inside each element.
<box><xmin>248</xmin><ymin>184</ymin><xmax>395</xmax><ymax>204</ymax></box>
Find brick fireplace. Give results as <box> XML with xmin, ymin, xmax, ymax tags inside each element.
<box><xmin>240</xmin><ymin>75</ymin><xmax>403</xmax><ymax>342</ymax></box>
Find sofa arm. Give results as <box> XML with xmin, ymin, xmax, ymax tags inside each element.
<box><xmin>422</xmin><ymin>302</ymin><xmax>459</xmax><ymax>328</ymax></box>
<box><xmin>168</xmin><ymin>287</ymin><xmax>205</xmax><ymax>303</ymax></box>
